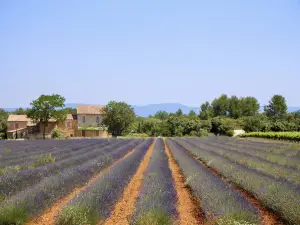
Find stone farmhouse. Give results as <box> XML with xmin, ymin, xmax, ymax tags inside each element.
<box><xmin>6</xmin><ymin>105</ymin><xmax>108</xmax><ymax>139</ymax></box>
<box><xmin>76</xmin><ymin>105</ymin><xmax>108</xmax><ymax>138</ymax></box>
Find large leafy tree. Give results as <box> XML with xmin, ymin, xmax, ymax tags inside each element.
<box><xmin>188</xmin><ymin>110</ymin><xmax>197</xmax><ymax>118</ymax></box>
<box><xmin>64</xmin><ymin>107</ymin><xmax>77</xmax><ymax>115</ymax></box>
<box><xmin>264</xmin><ymin>94</ymin><xmax>287</xmax><ymax>119</ymax></box>
<box><xmin>199</xmin><ymin>101</ymin><xmax>213</xmax><ymax>120</ymax></box>
<box><xmin>175</xmin><ymin>109</ymin><xmax>183</xmax><ymax>117</ymax></box>
<box><xmin>240</xmin><ymin>96</ymin><xmax>260</xmax><ymax>117</ymax></box>
<box><xmin>27</xmin><ymin>94</ymin><xmax>67</xmax><ymax>139</ymax></box>
<box><xmin>211</xmin><ymin>94</ymin><xmax>230</xmax><ymax>117</ymax></box>
<box><xmin>0</xmin><ymin>109</ymin><xmax>8</xmax><ymax>139</ymax></box>
<box><xmin>101</xmin><ymin>101</ymin><xmax>135</xmax><ymax>137</ymax></box>
<box><xmin>228</xmin><ymin>96</ymin><xmax>241</xmax><ymax>118</ymax></box>
<box><xmin>12</xmin><ymin>107</ymin><xmax>29</xmax><ymax>115</ymax></box>
<box><xmin>154</xmin><ymin>110</ymin><xmax>169</xmax><ymax>121</ymax></box>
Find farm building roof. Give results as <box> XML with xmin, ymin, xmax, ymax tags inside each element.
<box><xmin>7</xmin><ymin>115</ymin><xmax>29</xmax><ymax>122</ymax></box>
<box><xmin>7</xmin><ymin>114</ymin><xmax>59</xmax><ymax>123</ymax></box>
<box><xmin>77</xmin><ymin>105</ymin><xmax>104</xmax><ymax>115</ymax></box>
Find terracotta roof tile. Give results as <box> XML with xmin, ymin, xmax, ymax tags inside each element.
<box><xmin>8</xmin><ymin>114</ymin><xmax>59</xmax><ymax>124</ymax></box>
<box><xmin>7</xmin><ymin>115</ymin><xmax>29</xmax><ymax>122</ymax></box>
<box><xmin>77</xmin><ymin>105</ymin><xmax>104</xmax><ymax>115</ymax></box>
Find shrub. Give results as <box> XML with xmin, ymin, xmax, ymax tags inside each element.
<box><xmin>225</xmin><ymin>130</ymin><xmax>234</xmax><ymax>137</ymax></box>
<box><xmin>52</xmin><ymin>129</ymin><xmax>61</xmax><ymax>139</ymax></box>
<box><xmin>4</xmin><ymin>148</ymin><xmax>12</xmax><ymax>153</ymax></box>
<box><xmin>134</xmin><ymin>209</ymin><xmax>173</xmax><ymax>225</ymax></box>
<box><xmin>0</xmin><ymin>205</ymin><xmax>29</xmax><ymax>225</ymax></box>
<box><xmin>240</xmin><ymin>132</ymin><xmax>300</xmax><ymax>141</ymax></box>
<box><xmin>199</xmin><ymin>129</ymin><xmax>209</xmax><ymax>137</ymax></box>
<box><xmin>56</xmin><ymin>205</ymin><xmax>99</xmax><ymax>225</ymax></box>
<box><xmin>211</xmin><ymin>117</ymin><xmax>236</xmax><ymax>135</ymax></box>
<box><xmin>33</xmin><ymin>153</ymin><xmax>56</xmax><ymax>167</ymax></box>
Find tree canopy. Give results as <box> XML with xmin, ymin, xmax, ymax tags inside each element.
<box><xmin>154</xmin><ymin>110</ymin><xmax>169</xmax><ymax>121</ymax></box>
<box><xmin>27</xmin><ymin>94</ymin><xmax>67</xmax><ymax>139</ymax></box>
<box><xmin>211</xmin><ymin>94</ymin><xmax>230</xmax><ymax>117</ymax></box>
<box><xmin>12</xmin><ymin>108</ymin><xmax>29</xmax><ymax>115</ymax></box>
<box><xmin>0</xmin><ymin>109</ymin><xmax>8</xmax><ymax>139</ymax></box>
<box><xmin>199</xmin><ymin>101</ymin><xmax>213</xmax><ymax>120</ymax></box>
<box><xmin>101</xmin><ymin>101</ymin><xmax>135</xmax><ymax>137</ymax></box>
<box><xmin>264</xmin><ymin>95</ymin><xmax>287</xmax><ymax>119</ymax></box>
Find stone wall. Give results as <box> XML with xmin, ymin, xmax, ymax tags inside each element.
<box><xmin>77</xmin><ymin>114</ymin><xmax>102</xmax><ymax>127</ymax></box>
<box><xmin>57</xmin><ymin>119</ymin><xmax>75</xmax><ymax>137</ymax></box>
<box><xmin>7</xmin><ymin>121</ymin><xmax>28</xmax><ymax>131</ymax></box>
<box><xmin>77</xmin><ymin>130</ymin><xmax>109</xmax><ymax>138</ymax></box>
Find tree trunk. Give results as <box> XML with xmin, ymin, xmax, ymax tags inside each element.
<box><xmin>43</xmin><ymin>122</ymin><xmax>46</xmax><ymax>140</ymax></box>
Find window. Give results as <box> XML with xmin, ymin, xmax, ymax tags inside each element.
<box><xmin>82</xmin><ymin>116</ymin><xmax>86</xmax><ymax>123</ymax></box>
<box><xmin>96</xmin><ymin>116</ymin><xmax>100</xmax><ymax>124</ymax></box>
<box><xmin>15</xmin><ymin>123</ymin><xmax>19</xmax><ymax>129</ymax></box>
<box><xmin>66</xmin><ymin>121</ymin><xmax>71</xmax><ymax>128</ymax></box>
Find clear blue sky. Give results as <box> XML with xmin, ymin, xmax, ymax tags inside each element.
<box><xmin>1</xmin><ymin>0</ymin><xmax>299</xmax><ymax>108</ymax></box>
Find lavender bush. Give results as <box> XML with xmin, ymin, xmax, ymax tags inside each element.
<box><xmin>132</xmin><ymin>138</ymin><xmax>178</xmax><ymax>225</ymax></box>
<box><xmin>55</xmin><ymin>139</ymin><xmax>153</xmax><ymax>225</ymax></box>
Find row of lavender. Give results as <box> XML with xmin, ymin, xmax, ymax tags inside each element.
<box><xmin>0</xmin><ymin>139</ymin><xmax>145</xmax><ymax>224</ymax></box>
<box><xmin>186</xmin><ymin>138</ymin><xmax>300</xmax><ymax>185</ymax></box>
<box><xmin>0</xmin><ymin>139</ymin><xmax>137</xmax><ymax>198</ymax></box>
<box><xmin>0</xmin><ymin>139</ymin><xmax>115</xmax><ymax>167</ymax></box>
<box><xmin>174</xmin><ymin>137</ymin><xmax>300</xmax><ymax>225</ymax></box>
<box><xmin>209</xmin><ymin>135</ymin><xmax>300</xmax><ymax>159</ymax></box>
<box><xmin>56</xmin><ymin>139</ymin><xmax>154</xmax><ymax>224</ymax></box>
<box><xmin>132</xmin><ymin>138</ymin><xmax>177</xmax><ymax>225</ymax></box>
<box><xmin>166</xmin><ymin>139</ymin><xmax>260</xmax><ymax>224</ymax></box>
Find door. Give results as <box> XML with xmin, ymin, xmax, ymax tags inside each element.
<box><xmin>82</xmin><ymin>130</ymin><xmax>86</xmax><ymax>137</ymax></box>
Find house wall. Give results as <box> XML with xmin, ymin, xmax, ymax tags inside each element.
<box><xmin>7</xmin><ymin>128</ymin><xmax>28</xmax><ymax>139</ymax></box>
<box><xmin>77</xmin><ymin>114</ymin><xmax>102</xmax><ymax>127</ymax></box>
<box><xmin>57</xmin><ymin>119</ymin><xmax>75</xmax><ymax>137</ymax></box>
<box><xmin>7</xmin><ymin>121</ymin><xmax>28</xmax><ymax>131</ymax></box>
<box><xmin>76</xmin><ymin>130</ymin><xmax>109</xmax><ymax>138</ymax></box>
<box><xmin>39</xmin><ymin>122</ymin><xmax>57</xmax><ymax>135</ymax></box>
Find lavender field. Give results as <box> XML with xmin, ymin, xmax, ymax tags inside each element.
<box><xmin>0</xmin><ymin>137</ymin><xmax>300</xmax><ymax>225</ymax></box>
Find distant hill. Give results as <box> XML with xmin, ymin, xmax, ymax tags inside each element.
<box><xmin>3</xmin><ymin>103</ymin><xmax>300</xmax><ymax>117</ymax></box>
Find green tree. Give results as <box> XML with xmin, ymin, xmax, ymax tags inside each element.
<box><xmin>243</xmin><ymin>115</ymin><xmax>270</xmax><ymax>132</ymax></box>
<box><xmin>64</xmin><ymin>107</ymin><xmax>77</xmax><ymax>115</ymax></box>
<box><xmin>0</xmin><ymin>109</ymin><xmax>8</xmax><ymax>139</ymax></box>
<box><xmin>27</xmin><ymin>94</ymin><xmax>67</xmax><ymax>140</ymax></box>
<box><xmin>240</xmin><ymin>96</ymin><xmax>260</xmax><ymax>117</ymax></box>
<box><xmin>199</xmin><ymin>101</ymin><xmax>213</xmax><ymax>120</ymax></box>
<box><xmin>12</xmin><ymin>107</ymin><xmax>29</xmax><ymax>115</ymax></box>
<box><xmin>154</xmin><ymin>110</ymin><xmax>169</xmax><ymax>121</ymax></box>
<box><xmin>101</xmin><ymin>101</ymin><xmax>135</xmax><ymax>137</ymax></box>
<box><xmin>134</xmin><ymin>117</ymin><xmax>161</xmax><ymax>136</ymax></box>
<box><xmin>175</xmin><ymin>109</ymin><xmax>183</xmax><ymax>117</ymax></box>
<box><xmin>211</xmin><ymin>94</ymin><xmax>229</xmax><ymax>117</ymax></box>
<box><xmin>264</xmin><ymin>94</ymin><xmax>287</xmax><ymax>119</ymax></box>
<box><xmin>211</xmin><ymin>117</ymin><xmax>236</xmax><ymax>135</ymax></box>
<box><xmin>188</xmin><ymin>110</ymin><xmax>197</xmax><ymax>118</ymax></box>
<box><xmin>228</xmin><ymin>96</ymin><xmax>241</xmax><ymax>118</ymax></box>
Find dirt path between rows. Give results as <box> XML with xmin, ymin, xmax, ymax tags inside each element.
<box><xmin>164</xmin><ymin>140</ymin><xmax>204</xmax><ymax>225</ymax></box>
<box><xmin>181</xmin><ymin>146</ymin><xmax>282</xmax><ymax>225</ymax></box>
<box><xmin>26</xmin><ymin>149</ymin><xmax>136</xmax><ymax>225</ymax></box>
<box><xmin>103</xmin><ymin>140</ymin><xmax>156</xmax><ymax>225</ymax></box>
